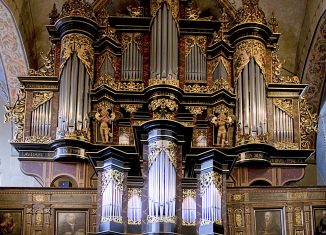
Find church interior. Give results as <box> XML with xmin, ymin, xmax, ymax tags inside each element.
<box><xmin>0</xmin><ymin>0</ymin><xmax>326</xmax><ymax>234</ymax></box>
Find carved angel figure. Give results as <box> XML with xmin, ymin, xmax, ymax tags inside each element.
<box><xmin>95</xmin><ymin>109</ymin><xmax>116</xmax><ymax>143</ymax></box>
<box><xmin>210</xmin><ymin>112</ymin><xmax>234</xmax><ymax>147</ymax></box>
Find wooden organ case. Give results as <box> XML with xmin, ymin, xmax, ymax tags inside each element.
<box><xmin>4</xmin><ymin>0</ymin><xmax>322</xmax><ymax>234</ymax></box>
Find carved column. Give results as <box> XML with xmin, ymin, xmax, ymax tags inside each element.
<box><xmin>197</xmin><ymin>149</ymin><xmax>236</xmax><ymax>235</ymax></box>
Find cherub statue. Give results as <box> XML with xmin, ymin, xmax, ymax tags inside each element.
<box><xmin>95</xmin><ymin>109</ymin><xmax>116</xmax><ymax>143</ymax></box>
<box><xmin>210</xmin><ymin>112</ymin><xmax>234</xmax><ymax>147</ymax></box>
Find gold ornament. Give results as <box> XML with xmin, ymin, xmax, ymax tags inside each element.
<box><xmin>32</xmin><ymin>92</ymin><xmax>53</xmax><ymax>110</ymax></box>
<box><xmin>300</xmin><ymin>97</ymin><xmax>318</xmax><ymax>149</ymax></box>
<box><xmin>148</xmin><ymin>140</ymin><xmax>177</xmax><ymax>168</ymax></box>
<box><xmin>60</xmin><ymin>0</ymin><xmax>96</xmax><ymax>21</ymax></box>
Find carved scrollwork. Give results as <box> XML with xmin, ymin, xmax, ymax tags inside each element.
<box><xmin>101</xmin><ymin>169</ymin><xmax>124</xmax><ymax>194</ymax></box>
<box><xmin>294</xmin><ymin>207</ymin><xmax>303</xmax><ymax>226</ymax></box>
<box><xmin>299</xmin><ymin>97</ymin><xmax>318</xmax><ymax>149</ymax></box>
<box><xmin>234</xmin><ymin>40</ymin><xmax>266</xmax><ymax>80</ymax></box>
<box><xmin>200</xmin><ymin>219</ymin><xmax>222</xmax><ymax>225</ymax></box>
<box><xmin>4</xmin><ymin>88</ymin><xmax>26</xmax><ymax>142</ymax></box>
<box><xmin>148</xmin><ymin>140</ymin><xmax>177</xmax><ymax>168</ymax></box>
<box><xmin>213</xmin><ymin>104</ymin><xmax>232</xmax><ymax>115</ymax></box>
<box><xmin>182</xmin><ymin>189</ymin><xmax>196</xmax><ymax>199</ymax></box>
<box><xmin>122</xmin><ymin>33</ymin><xmax>143</xmax><ymax>53</ymax></box>
<box><xmin>184</xmin><ymin>84</ymin><xmax>208</xmax><ymax>93</ymax></box>
<box><xmin>200</xmin><ymin>171</ymin><xmax>222</xmax><ymax>196</ymax></box>
<box><xmin>185</xmin><ymin>106</ymin><xmax>207</xmax><ymax>115</ymax></box>
<box><xmin>60</xmin><ymin>0</ymin><xmax>96</xmax><ymax>21</ymax></box>
<box><xmin>101</xmin><ymin>216</ymin><xmax>123</xmax><ymax>223</ymax></box>
<box><xmin>273</xmin><ymin>142</ymin><xmax>299</xmax><ymax>150</ymax></box>
<box><xmin>94</xmin><ymin>100</ymin><xmax>114</xmax><ymax>112</ymax></box>
<box><xmin>273</xmin><ymin>99</ymin><xmax>293</xmax><ymax>117</ymax></box>
<box><xmin>128</xmin><ymin>188</ymin><xmax>142</xmax><ymax>199</ymax></box>
<box><xmin>234</xmin><ymin>209</ymin><xmax>243</xmax><ymax>227</ymax></box>
<box><xmin>95</xmin><ymin>75</ymin><xmax>144</xmax><ymax>91</ymax></box>
<box><xmin>32</xmin><ymin>92</ymin><xmax>53</xmax><ymax>110</ymax></box>
<box><xmin>56</xmin><ymin>128</ymin><xmax>91</xmax><ymax>141</ymax></box>
<box><xmin>24</xmin><ymin>136</ymin><xmax>52</xmax><ymax>144</ymax></box>
<box><xmin>28</xmin><ymin>45</ymin><xmax>55</xmax><ymax>76</ymax></box>
<box><xmin>127</xmin><ymin>2</ymin><xmax>144</xmax><ymax>17</ymax></box>
<box><xmin>210</xmin><ymin>79</ymin><xmax>234</xmax><ymax>93</ymax></box>
<box><xmin>121</xmin><ymin>104</ymin><xmax>143</xmax><ymax>113</ymax></box>
<box><xmin>60</xmin><ymin>33</ymin><xmax>94</xmax><ymax>79</ymax></box>
<box><xmin>149</xmin><ymin>98</ymin><xmax>178</xmax><ymax>120</ymax></box>
<box><xmin>147</xmin><ymin>215</ymin><xmax>176</xmax><ymax>224</ymax></box>
<box><xmin>149</xmin><ymin>78</ymin><xmax>179</xmax><ymax>87</ymax></box>
<box><xmin>151</xmin><ymin>0</ymin><xmax>179</xmax><ymax>19</ymax></box>
<box><xmin>185</xmin><ymin>36</ymin><xmax>207</xmax><ymax>57</ymax></box>
<box><xmin>235</xmin><ymin>0</ymin><xmax>267</xmax><ymax>25</ymax></box>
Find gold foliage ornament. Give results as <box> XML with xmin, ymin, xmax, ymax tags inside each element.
<box><xmin>60</xmin><ymin>33</ymin><xmax>94</xmax><ymax>80</ymax></box>
<box><xmin>200</xmin><ymin>171</ymin><xmax>222</xmax><ymax>196</ymax></box>
<box><xmin>4</xmin><ymin>88</ymin><xmax>26</xmax><ymax>142</ymax></box>
<box><xmin>185</xmin><ymin>36</ymin><xmax>207</xmax><ymax>57</ymax></box>
<box><xmin>299</xmin><ymin>97</ymin><xmax>318</xmax><ymax>149</ymax></box>
<box><xmin>234</xmin><ymin>40</ymin><xmax>266</xmax><ymax>80</ymax></box>
<box><xmin>151</xmin><ymin>0</ymin><xmax>179</xmax><ymax>19</ymax></box>
<box><xmin>148</xmin><ymin>140</ymin><xmax>177</xmax><ymax>168</ymax></box>
<box><xmin>235</xmin><ymin>0</ymin><xmax>267</xmax><ymax>25</ymax></box>
<box><xmin>60</xmin><ymin>0</ymin><xmax>96</xmax><ymax>21</ymax></box>
<box><xmin>32</xmin><ymin>92</ymin><xmax>53</xmax><ymax>110</ymax></box>
<box><xmin>101</xmin><ymin>169</ymin><xmax>124</xmax><ymax>194</ymax></box>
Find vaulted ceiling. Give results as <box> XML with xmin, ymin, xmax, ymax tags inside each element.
<box><xmin>4</xmin><ymin>0</ymin><xmax>308</xmax><ymax>77</ymax></box>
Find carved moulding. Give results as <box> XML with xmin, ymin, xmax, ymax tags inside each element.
<box><xmin>60</xmin><ymin>0</ymin><xmax>97</xmax><ymax>21</ymax></box>
<box><xmin>148</xmin><ymin>78</ymin><xmax>179</xmax><ymax>87</ymax></box>
<box><xmin>147</xmin><ymin>215</ymin><xmax>177</xmax><ymax>224</ymax></box>
<box><xmin>234</xmin><ymin>39</ymin><xmax>266</xmax><ymax>80</ymax></box>
<box><xmin>94</xmin><ymin>75</ymin><xmax>144</xmax><ymax>91</ymax></box>
<box><xmin>4</xmin><ymin>88</ymin><xmax>26</xmax><ymax>142</ymax></box>
<box><xmin>56</xmin><ymin>128</ymin><xmax>91</xmax><ymax>141</ymax></box>
<box><xmin>32</xmin><ymin>92</ymin><xmax>53</xmax><ymax>110</ymax></box>
<box><xmin>273</xmin><ymin>99</ymin><xmax>293</xmax><ymax>117</ymax></box>
<box><xmin>236</xmin><ymin>131</ymin><xmax>268</xmax><ymax>145</ymax></box>
<box><xmin>184</xmin><ymin>79</ymin><xmax>234</xmax><ymax>94</ymax></box>
<box><xmin>151</xmin><ymin>0</ymin><xmax>179</xmax><ymax>19</ymax></box>
<box><xmin>148</xmin><ymin>140</ymin><xmax>177</xmax><ymax>169</ymax></box>
<box><xmin>299</xmin><ymin>97</ymin><xmax>318</xmax><ymax>149</ymax></box>
<box><xmin>24</xmin><ymin>136</ymin><xmax>52</xmax><ymax>144</ymax></box>
<box><xmin>185</xmin><ymin>36</ymin><xmax>207</xmax><ymax>57</ymax></box>
<box><xmin>273</xmin><ymin>142</ymin><xmax>299</xmax><ymax>150</ymax></box>
<box><xmin>60</xmin><ymin>33</ymin><xmax>94</xmax><ymax>79</ymax></box>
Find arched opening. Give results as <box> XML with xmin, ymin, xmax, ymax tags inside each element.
<box><xmin>249</xmin><ymin>180</ymin><xmax>272</xmax><ymax>186</ymax></box>
<box><xmin>51</xmin><ymin>175</ymin><xmax>78</xmax><ymax>188</ymax></box>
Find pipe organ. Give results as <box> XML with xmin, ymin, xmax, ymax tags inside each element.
<box><xmin>6</xmin><ymin>0</ymin><xmax>317</xmax><ymax>234</ymax></box>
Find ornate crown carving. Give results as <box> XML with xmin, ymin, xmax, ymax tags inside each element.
<box><xmin>60</xmin><ymin>0</ymin><xmax>97</xmax><ymax>21</ymax></box>
<box><xmin>236</xmin><ymin>0</ymin><xmax>266</xmax><ymax>25</ymax></box>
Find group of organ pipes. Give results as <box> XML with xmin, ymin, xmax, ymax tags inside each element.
<box><xmin>6</xmin><ymin>0</ymin><xmax>317</xmax><ymax>234</ymax></box>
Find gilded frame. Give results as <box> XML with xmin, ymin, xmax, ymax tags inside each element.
<box><xmin>254</xmin><ymin>208</ymin><xmax>285</xmax><ymax>235</ymax></box>
<box><xmin>55</xmin><ymin>210</ymin><xmax>87</xmax><ymax>235</ymax></box>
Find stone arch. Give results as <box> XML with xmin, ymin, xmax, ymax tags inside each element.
<box><xmin>302</xmin><ymin>10</ymin><xmax>326</xmax><ymax>184</ymax></box>
<box><xmin>0</xmin><ymin>0</ymin><xmax>28</xmax><ymax>104</ymax></box>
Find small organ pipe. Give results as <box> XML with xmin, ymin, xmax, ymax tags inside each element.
<box><xmin>249</xmin><ymin>59</ymin><xmax>256</xmax><ymax>133</ymax></box>
<box><xmin>243</xmin><ymin>65</ymin><xmax>249</xmax><ymax>134</ymax></box>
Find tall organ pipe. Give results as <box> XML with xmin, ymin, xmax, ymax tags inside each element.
<box><xmin>150</xmin><ymin>4</ymin><xmax>178</xmax><ymax>80</ymax></box>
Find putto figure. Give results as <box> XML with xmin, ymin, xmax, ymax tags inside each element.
<box><xmin>210</xmin><ymin>112</ymin><xmax>234</xmax><ymax>147</ymax></box>
<box><xmin>95</xmin><ymin>109</ymin><xmax>116</xmax><ymax>143</ymax></box>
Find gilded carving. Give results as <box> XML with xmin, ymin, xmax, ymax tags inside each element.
<box><xmin>185</xmin><ymin>36</ymin><xmax>207</xmax><ymax>57</ymax></box>
<box><xmin>128</xmin><ymin>188</ymin><xmax>142</xmax><ymax>199</ymax></box>
<box><xmin>28</xmin><ymin>45</ymin><xmax>55</xmax><ymax>76</ymax></box>
<box><xmin>200</xmin><ymin>219</ymin><xmax>222</xmax><ymax>225</ymax></box>
<box><xmin>127</xmin><ymin>2</ymin><xmax>144</xmax><ymax>17</ymax></box>
<box><xmin>274</xmin><ymin>142</ymin><xmax>299</xmax><ymax>150</ymax></box>
<box><xmin>193</xmin><ymin>129</ymin><xmax>207</xmax><ymax>147</ymax></box>
<box><xmin>148</xmin><ymin>140</ymin><xmax>177</xmax><ymax>168</ymax></box>
<box><xmin>234</xmin><ymin>209</ymin><xmax>243</xmax><ymax>227</ymax></box>
<box><xmin>95</xmin><ymin>108</ymin><xmax>117</xmax><ymax>143</ymax></box>
<box><xmin>121</xmin><ymin>104</ymin><xmax>143</xmax><ymax>113</ymax></box>
<box><xmin>185</xmin><ymin>106</ymin><xmax>207</xmax><ymax>115</ymax></box>
<box><xmin>185</xmin><ymin>2</ymin><xmax>212</xmax><ymax>21</ymax></box>
<box><xmin>149</xmin><ymin>78</ymin><xmax>179</xmax><ymax>87</ymax></box>
<box><xmin>272</xmin><ymin>51</ymin><xmax>300</xmax><ymax>84</ymax></box>
<box><xmin>269</xmin><ymin>12</ymin><xmax>279</xmax><ymax>32</ymax></box>
<box><xmin>122</xmin><ymin>33</ymin><xmax>143</xmax><ymax>53</ymax></box>
<box><xmin>213</xmin><ymin>104</ymin><xmax>233</xmax><ymax>116</ymax></box>
<box><xmin>232</xmin><ymin>194</ymin><xmax>243</xmax><ymax>201</ymax></box>
<box><xmin>60</xmin><ymin>33</ymin><xmax>94</xmax><ymax>79</ymax></box>
<box><xmin>294</xmin><ymin>207</ymin><xmax>303</xmax><ymax>226</ymax></box>
<box><xmin>234</xmin><ymin>40</ymin><xmax>266</xmax><ymax>80</ymax></box>
<box><xmin>210</xmin><ymin>79</ymin><xmax>234</xmax><ymax>93</ymax></box>
<box><xmin>235</xmin><ymin>0</ymin><xmax>267</xmax><ymax>25</ymax></box>
<box><xmin>211</xmin><ymin>57</ymin><xmax>231</xmax><ymax>79</ymax></box>
<box><xmin>236</xmin><ymin>131</ymin><xmax>268</xmax><ymax>145</ymax></box>
<box><xmin>151</xmin><ymin>0</ymin><xmax>179</xmax><ymax>19</ymax></box>
<box><xmin>56</xmin><ymin>128</ymin><xmax>91</xmax><ymax>141</ymax></box>
<box><xmin>147</xmin><ymin>215</ymin><xmax>176</xmax><ymax>224</ymax></box>
<box><xmin>95</xmin><ymin>75</ymin><xmax>144</xmax><ymax>91</ymax></box>
<box><xmin>182</xmin><ymin>189</ymin><xmax>196</xmax><ymax>199</ymax></box>
<box><xmin>184</xmin><ymin>84</ymin><xmax>208</xmax><ymax>93</ymax></box>
<box><xmin>200</xmin><ymin>171</ymin><xmax>222</xmax><ymax>196</ymax></box>
<box><xmin>101</xmin><ymin>217</ymin><xmax>123</xmax><ymax>223</ymax></box>
<box><xmin>4</xmin><ymin>88</ymin><xmax>26</xmax><ymax>142</ymax></box>
<box><xmin>101</xmin><ymin>169</ymin><xmax>124</xmax><ymax>194</ymax></box>
<box><xmin>299</xmin><ymin>97</ymin><xmax>318</xmax><ymax>149</ymax></box>
<box><xmin>60</xmin><ymin>0</ymin><xmax>96</xmax><ymax>21</ymax></box>
<box><xmin>32</xmin><ymin>92</ymin><xmax>53</xmax><ymax>110</ymax></box>
<box><xmin>33</xmin><ymin>194</ymin><xmax>45</xmax><ymax>202</ymax></box>
<box><xmin>94</xmin><ymin>100</ymin><xmax>114</xmax><ymax>112</ymax></box>
<box><xmin>35</xmin><ymin>211</ymin><xmax>42</xmax><ymax>225</ymax></box>
<box><xmin>273</xmin><ymin>99</ymin><xmax>293</xmax><ymax>117</ymax></box>
<box><xmin>149</xmin><ymin>98</ymin><xmax>178</xmax><ymax>120</ymax></box>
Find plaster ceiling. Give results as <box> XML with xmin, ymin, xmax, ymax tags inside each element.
<box><xmin>3</xmin><ymin>0</ymin><xmax>308</xmax><ymax>76</ymax></box>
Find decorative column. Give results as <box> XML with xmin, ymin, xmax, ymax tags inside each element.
<box><xmin>134</xmin><ymin>120</ymin><xmax>192</xmax><ymax>235</ymax></box>
<box><xmin>49</xmin><ymin>0</ymin><xmax>99</xmax><ymax>160</ymax></box>
<box><xmin>197</xmin><ymin>149</ymin><xmax>237</xmax><ymax>235</ymax></box>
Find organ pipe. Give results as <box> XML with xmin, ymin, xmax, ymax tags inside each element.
<box><xmin>31</xmin><ymin>95</ymin><xmax>53</xmax><ymax>137</ymax></box>
<box><xmin>182</xmin><ymin>191</ymin><xmax>196</xmax><ymax>225</ymax></box>
<box><xmin>127</xmin><ymin>190</ymin><xmax>142</xmax><ymax>224</ymax></box>
<box><xmin>237</xmin><ymin>58</ymin><xmax>267</xmax><ymax>136</ymax></box>
<box><xmin>185</xmin><ymin>45</ymin><xmax>207</xmax><ymax>81</ymax></box>
<box><xmin>150</xmin><ymin>4</ymin><xmax>178</xmax><ymax>80</ymax></box>
<box><xmin>273</xmin><ymin>105</ymin><xmax>294</xmax><ymax>143</ymax></box>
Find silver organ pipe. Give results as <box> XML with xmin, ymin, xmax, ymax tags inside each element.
<box><xmin>237</xmin><ymin>58</ymin><xmax>267</xmax><ymax>136</ymax></box>
<box><xmin>127</xmin><ymin>191</ymin><xmax>142</xmax><ymax>224</ymax></box>
<box><xmin>273</xmin><ymin>105</ymin><xmax>294</xmax><ymax>143</ymax></box>
<box><xmin>31</xmin><ymin>98</ymin><xmax>52</xmax><ymax>137</ymax></box>
<box><xmin>213</xmin><ymin>62</ymin><xmax>228</xmax><ymax>80</ymax></box>
<box><xmin>150</xmin><ymin>4</ymin><xmax>178</xmax><ymax>80</ymax></box>
<box><xmin>57</xmin><ymin>52</ymin><xmax>91</xmax><ymax>136</ymax></box>
<box><xmin>148</xmin><ymin>150</ymin><xmax>176</xmax><ymax>219</ymax></box>
<box><xmin>121</xmin><ymin>35</ymin><xmax>143</xmax><ymax>81</ymax></box>
<box><xmin>100</xmin><ymin>57</ymin><xmax>115</xmax><ymax>78</ymax></box>
<box><xmin>182</xmin><ymin>195</ymin><xmax>196</xmax><ymax>225</ymax></box>
<box><xmin>185</xmin><ymin>45</ymin><xmax>206</xmax><ymax>82</ymax></box>
<box><xmin>201</xmin><ymin>180</ymin><xmax>221</xmax><ymax>223</ymax></box>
